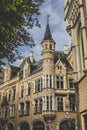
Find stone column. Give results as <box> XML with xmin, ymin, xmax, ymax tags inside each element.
<box><xmin>79</xmin><ymin>0</ymin><xmax>87</xmax><ymax>71</ymax></box>
<box><xmin>71</xmin><ymin>20</ymin><xmax>78</xmax><ymax>80</ymax></box>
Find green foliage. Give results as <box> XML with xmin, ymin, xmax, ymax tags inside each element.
<box><xmin>0</xmin><ymin>0</ymin><xmax>43</xmax><ymax>63</ymax></box>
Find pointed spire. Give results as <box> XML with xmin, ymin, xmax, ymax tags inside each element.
<box><xmin>44</xmin><ymin>15</ymin><xmax>52</xmax><ymax>40</ymax></box>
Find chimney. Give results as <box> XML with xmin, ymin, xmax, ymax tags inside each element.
<box><xmin>64</xmin><ymin>45</ymin><xmax>69</xmax><ymax>54</ymax></box>
<box><xmin>29</xmin><ymin>51</ymin><xmax>34</xmax><ymax>63</ymax></box>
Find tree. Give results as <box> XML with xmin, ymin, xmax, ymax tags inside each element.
<box><xmin>0</xmin><ymin>0</ymin><xmax>43</xmax><ymax>63</ymax></box>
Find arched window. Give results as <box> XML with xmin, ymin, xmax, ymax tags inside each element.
<box><xmin>33</xmin><ymin>121</ymin><xmax>45</xmax><ymax>130</ymax></box>
<box><xmin>59</xmin><ymin>119</ymin><xmax>75</xmax><ymax>130</ymax></box>
<box><xmin>20</xmin><ymin>122</ymin><xmax>29</xmax><ymax>130</ymax></box>
<box><xmin>8</xmin><ymin>123</ymin><xmax>14</xmax><ymax>130</ymax></box>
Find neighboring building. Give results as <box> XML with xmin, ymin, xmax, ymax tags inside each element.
<box><xmin>64</xmin><ymin>0</ymin><xmax>87</xmax><ymax>129</ymax></box>
<box><xmin>0</xmin><ymin>21</ymin><xmax>77</xmax><ymax>130</ymax></box>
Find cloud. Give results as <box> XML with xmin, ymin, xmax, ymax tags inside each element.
<box><xmin>13</xmin><ymin>0</ymin><xmax>71</xmax><ymax>66</ymax></box>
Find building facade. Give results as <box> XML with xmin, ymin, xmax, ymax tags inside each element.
<box><xmin>0</xmin><ymin>21</ymin><xmax>77</xmax><ymax>130</ymax></box>
<box><xmin>64</xmin><ymin>0</ymin><xmax>87</xmax><ymax>129</ymax></box>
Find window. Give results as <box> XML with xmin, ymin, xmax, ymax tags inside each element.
<box><xmin>69</xmin><ymin>96</ymin><xmax>75</xmax><ymax>111</ymax></box>
<box><xmin>46</xmin><ymin>75</ymin><xmax>49</xmax><ymax>87</ymax></box>
<box><xmin>12</xmin><ymin>87</ymin><xmax>16</xmax><ymax>99</ymax></box>
<box><xmin>34</xmin><ymin>98</ymin><xmax>43</xmax><ymax>114</ymax></box>
<box><xmin>44</xmin><ymin>96</ymin><xmax>53</xmax><ymax>111</ymax></box>
<box><xmin>50</xmin><ymin>96</ymin><xmax>52</xmax><ymax>110</ymax></box>
<box><xmin>39</xmin><ymin>99</ymin><xmax>42</xmax><ymax>113</ymax></box>
<box><xmin>47</xmin><ymin>96</ymin><xmax>49</xmax><ymax>110</ymax></box>
<box><xmin>50</xmin><ymin>44</ymin><xmax>52</xmax><ymax>49</ymax></box>
<box><xmin>10</xmin><ymin>105</ymin><xmax>15</xmax><ymax>117</ymax></box>
<box><xmin>56</xmin><ymin>75</ymin><xmax>64</xmax><ymax>89</ymax></box>
<box><xmin>5</xmin><ymin>107</ymin><xmax>8</xmax><ymax>118</ymax></box>
<box><xmin>69</xmin><ymin>79</ymin><xmax>74</xmax><ymax>89</ymax></box>
<box><xmin>1</xmin><ymin>106</ymin><xmax>8</xmax><ymax>118</ymax></box>
<box><xmin>44</xmin><ymin>74</ymin><xmax>53</xmax><ymax>88</ymax></box>
<box><xmin>46</xmin><ymin>96</ymin><xmax>52</xmax><ymax>110</ymax></box>
<box><xmin>25</xmin><ymin>101</ymin><xmax>30</xmax><ymax>115</ymax></box>
<box><xmin>8</xmin><ymin>90</ymin><xmax>11</xmax><ymax>101</ymax></box>
<box><xmin>35</xmin><ymin>78</ymin><xmax>43</xmax><ymax>93</ymax></box>
<box><xmin>57</xmin><ymin>97</ymin><xmax>64</xmax><ymax>111</ymax></box>
<box><xmin>19</xmin><ymin>103</ymin><xmax>24</xmax><ymax>116</ymax></box>
<box><xmin>26</xmin><ymin>83</ymin><xmax>31</xmax><ymax>95</ymax></box>
<box><xmin>58</xmin><ymin>65</ymin><xmax>62</xmax><ymax>70</ymax></box>
<box><xmin>45</xmin><ymin>44</ymin><xmax>48</xmax><ymax>49</ymax></box>
<box><xmin>19</xmin><ymin>86</ymin><xmax>24</xmax><ymax>98</ymax></box>
<box><xmin>34</xmin><ymin>100</ymin><xmax>38</xmax><ymax>114</ymax></box>
<box><xmin>50</xmin><ymin>75</ymin><xmax>52</xmax><ymax>88</ymax></box>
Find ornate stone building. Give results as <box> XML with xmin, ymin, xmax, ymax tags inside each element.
<box><xmin>0</xmin><ymin>21</ymin><xmax>77</xmax><ymax>130</ymax></box>
<box><xmin>64</xmin><ymin>0</ymin><xmax>87</xmax><ymax>129</ymax></box>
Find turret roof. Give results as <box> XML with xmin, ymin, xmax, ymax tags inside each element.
<box><xmin>44</xmin><ymin>21</ymin><xmax>52</xmax><ymax>40</ymax></box>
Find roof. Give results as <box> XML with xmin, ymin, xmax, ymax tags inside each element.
<box><xmin>54</xmin><ymin>51</ymin><xmax>72</xmax><ymax>70</ymax></box>
<box><xmin>20</xmin><ymin>56</ymin><xmax>36</xmax><ymax>70</ymax></box>
<box><xmin>41</xmin><ymin>21</ymin><xmax>55</xmax><ymax>44</ymax></box>
<box><xmin>44</xmin><ymin>22</ymin><xmax>52</xmax><ymax>40</ymax></box>
<box><xmin>2</xmin><ymin>51</ymin><xmax>72</xmax><ymax>81</ymax></box>
<box><xmin>10</xmin><ymin>65</ymin><xmax>20</xmax><ymax>78</ymax></box>
<box><xmin>21</xmin><ymin>51</ymin><xmax>72</xmax><ymax>75</ymax></box>
<box><xmin>31</xmin><ymin>60</ymin><xmax>43</xmax><ymax>74</ymax></box>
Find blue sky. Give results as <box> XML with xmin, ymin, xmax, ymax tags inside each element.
<box><xmin>14</xmin><ymin>0</ymin><xmax>71</xmax><ymax>66</ymax></box>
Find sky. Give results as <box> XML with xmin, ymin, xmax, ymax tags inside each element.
<box><xmin>14</xmin><ymin>0</ymin><xmax>71</xmax><ymax>66</ymax></box>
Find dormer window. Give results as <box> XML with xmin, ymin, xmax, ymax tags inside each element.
<box><xmin>58</xmin><ymin>65</ymin><xmax>62</xmax><ymax>70</ymax></box>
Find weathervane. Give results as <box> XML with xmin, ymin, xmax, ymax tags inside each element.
<box><xmin>47</xmin><ymin>14</ymin><xmax>50</xmax><ymax>23</ymax></box>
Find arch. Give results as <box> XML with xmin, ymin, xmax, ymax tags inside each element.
<box><xmin>19</xmin><ymin>121</ymin><xmax>30</xmax><ymax>130</ymax></box>
<box><xmin>7</xmin><ymin>122</ymin><xmax>15</xmax><ymax>130</ymax></box>
<box><xmin>56</xmin><ymin>113</ymin><xmax>77</xmax><ymax>130</ymax></box>
<box><xmin>59</xmin><ymin>119</ymin><xmax>75</xmax><ymax>130</ymax></box>
<box><xmin>32</xmin><ymin>119</ymin><xmax>45</xmax><ymax>130</ymax></box>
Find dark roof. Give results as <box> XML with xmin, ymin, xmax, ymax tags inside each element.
<box><xmin>60</xmin><ymin>57</ymin><xmax>72</xmax><ymax>70</ymax></box>
<box><xmin>41</xmin><ymin>21</ymin><xmax>56</xmax><ymax>44</ymax></box>
<box><xmin>29</xmin><ymin>51</ymin><xmax>72</xmax><ymax>74</ymax></box>
<box><xmin>44</xmin><ymin>22</ymin><xmax>52</xmax><ymax>40</ymax></box>
<box><xmin>31</xmin><ymin>60</ymin><xmax>43</xmax><ymax>74</ymax></box>
<box><xmin>54</xmin><ymin>51</ymin><xmax>72</xmax><ymax>70</ymax></box>
<box><xmin>20</xmin><ymin>57</ymin><xmax>36</xmax><ymax>70</ymax></box>
<box><xmin>6</xmin><ymin>51</ymin><xmax>72</xmax><ymax>80</ymax></box>
<box><xmin>10</xmin><ymin>65</ymin><xmax>20</xmax><ymax>78</ymax></box>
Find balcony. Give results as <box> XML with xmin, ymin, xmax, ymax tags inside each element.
<box><xmin>42</xmin><ymin>111</ymin><xmax>56</xmax><ymax>122</ymax></box>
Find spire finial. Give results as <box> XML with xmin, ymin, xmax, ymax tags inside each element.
<box><xmin>47</xmin><ymin>14</ymin><xmax>50</xmax><ymax>24</ymax></box>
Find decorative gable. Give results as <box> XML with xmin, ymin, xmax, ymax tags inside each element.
<box><xmin>4</xmin><ymin>64</ymin><xmax>12</xmax><ymax>82</ymax></box>
<box><xmin>55</xmin><ymin>60</ymin><xmax>66</xmax><ymax>73</ymax></box>
<box><xmin>23</xmin><ymin>60</ymin><xmax>30</xmax><ymax>78</ymax></box>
